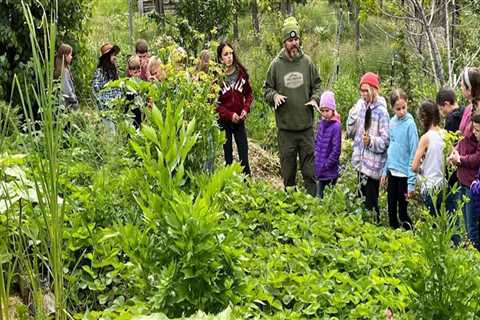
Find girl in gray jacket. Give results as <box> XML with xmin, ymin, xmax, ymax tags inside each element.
<box><xmin>54</xmin><ymin>43</ymin><xmax>78</xmax><ymax>109</ymax></box>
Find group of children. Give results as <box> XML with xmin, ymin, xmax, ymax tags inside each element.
<box><xmin>53</xmin><ymin>39</ymin><xmax>252</xmax><ymax>176</ymax></box>
<box><xmin>315</xmin><ymin>70</ymin><xmax>480</xmax><ymax>249</ymax></box>
<box><xmin>53</xmin><ymin>37</ymin><xmax>480</xmax><ymax>249</ymax></box>
<box><xmin>54</xmin><ymin>39</ymin><xmax>210</xmax><ymax>120</ymax></box>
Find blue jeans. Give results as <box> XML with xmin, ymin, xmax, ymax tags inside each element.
<box><xmin>458</xmin><ymin>186</ymin><xmax>480</xmax><ymax>249</ymax></box>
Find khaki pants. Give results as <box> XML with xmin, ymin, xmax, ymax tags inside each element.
<box><xmin>277</xmin><ymin>128</ymin><xmax>316</xmax><ymax>196</ymax></box>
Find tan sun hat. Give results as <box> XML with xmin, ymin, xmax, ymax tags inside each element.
<box><xmin>100</xmin><ymin>42</ymin><xmax>120</xmax><ymax>57</ymax></box>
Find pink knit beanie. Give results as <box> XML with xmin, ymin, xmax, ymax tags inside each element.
<box><xmin>320</xmin><ymin>91</ymin><xmax>336</xmax><ymax>111</ymax></box>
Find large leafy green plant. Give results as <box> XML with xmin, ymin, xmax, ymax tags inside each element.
<box><xmin>110</xmin><ymin>62</ymin><xmax>222</xmax><ymax>174</ymax></box>
<box><xmin>110</xmin><ymin>101</ymin><xmax>243</xmax><ymax>317</ymax></box>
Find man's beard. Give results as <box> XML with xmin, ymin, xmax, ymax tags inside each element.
<box><xmin>286</xmin><ymin>46</ymin><xmax>300</xmax><ymax>58</ymax></box>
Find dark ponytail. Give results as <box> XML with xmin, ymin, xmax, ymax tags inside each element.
<box><xmin>418</xmin><ymin>100</ymin><xmax>440</xmax><ymax>133</ymax></box>
<box><xmin>390</xmin><ymin>88</ymin><xmax>408</xmax><ymax>108</ymax></box>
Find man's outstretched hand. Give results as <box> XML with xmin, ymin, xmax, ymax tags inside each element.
<box><xmin>274</xmin><ymin>94</ymin><xmax>287</xmax><ymax>110</ymax></box>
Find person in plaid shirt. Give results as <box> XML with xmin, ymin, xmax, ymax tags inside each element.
<box><xmin>92</xmin><ymin>42</ymin><xmax>122</xmax><ymax>110</ymax></box>
<box><xmin>347</xmin><ymin>72</ymin><xmax>390</xmax><ymax>222</ymax></box>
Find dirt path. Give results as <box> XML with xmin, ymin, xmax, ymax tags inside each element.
<box><xmin>229</xmin><ymin>139</ymin><xmax>284</xmax><ymax>189</ymax></box>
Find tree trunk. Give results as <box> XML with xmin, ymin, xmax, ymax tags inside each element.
<box><xmin>445</xmin><ymin>0</ymin><xmax>453</xmax><ymax>85</ymax></box>
<box><xmin>128</xmin><ymin>0</ymin><xmax>134</xmax><ymax>50</ymax></box>
<box><xmin>233</xmin><ymin>11</ymin><xmax>239</xmax><ymax>41</ymax></box>
<box><xmin>432</xmin><ymin>0</ymin><xmax>448</xmax><ymax>28</ymax></box>
<box><xmin>347</xmin><ymin>0</ymin><xmax>354</xmax><ymax>23</ymax></box>
<box><xmin>411</xmin><ymin>0</ymin><xmax>445</xmax><ymax>85</ymax></box>
<box><xmin>155</xmin><ymin>0</ymin><xmax>164</xmax><ymax>16</ymax></box>
<box><xmin>354</xmin><ymin>3</ymin><xmax>360</xmax><ymax>51</ymax></box>
<box><xmin>332</xmin><ymin>7</ymin><xmax>344</xmax><ymax>86</ymax></box>
<box><xmin>451</xmin><ymin>0</ymin><xmax>460</xmax><ymax>59</ymax></box>
<box><xmin>346</xmin><ymin>0</ymin><xmax>360</xmax><ymax>51</ymax></box>
<box><xmin>281</xmin><ymin>0</ymin><xmax>293</xmax><ymax>15</ymax></box>
<box><xmin>251</xmin><ymin>0</ymin><xmax>260</xmax><ymax>36</ymax></box>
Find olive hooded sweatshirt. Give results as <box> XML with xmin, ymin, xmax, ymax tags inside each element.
<box><xmin>263</xmin><ymin>48</ymin><xmax>322</xmax><ymax>131</ymax></box>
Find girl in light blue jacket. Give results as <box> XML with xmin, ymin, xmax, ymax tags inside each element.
<box><xmin>381</xmin><ymin>89</ymin><xmax>419</xmax><ymax>229</ymax></box>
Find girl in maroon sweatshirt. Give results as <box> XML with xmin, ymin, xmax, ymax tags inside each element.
<box><xmin>216</xmin><ymin>42</ymin><xmax>253</xmax><ymax>175</ymax></box>
<box><xmin>449</xmin><ymin>67</ymin><xmax>480</xmax><ymax>250</ymax></box>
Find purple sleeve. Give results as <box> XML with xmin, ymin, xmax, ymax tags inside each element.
<box><xmin>471</xmin><ymin>177</ymin><xmax>480</xmax><ymax>217</ymax></box>
<box><xmin>472</xmin><ymin>179</ymin><xmax>480</xmax><ymax>196</ymax></box>
<box><xmin>323</xmin><ymin>123</ymin><xmax>342</xmax><ymax>171</ymax></box>
<box><xmin>314</xmin><ymin>123</ymin><xmax>322</xmax><ymax>178</ymax></box>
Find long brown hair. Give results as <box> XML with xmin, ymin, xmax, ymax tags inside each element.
<box><xmin>54</xmin><ymin>43</ymin><xmax>72</xmax><ymax>79</ymax></box>
<box><xmin>418</xmin><ymin>100</ymin><xmax>440</xmax><ymax>133</ymax></box>
<box><xmin>462</xmin><ymin>67</ymin><xmax>480</xmax><ymax>113</ymax></box>
<box><xmin>216</xmin><ymin>42</ymin><xmax>248</xmax><ymax>79</ymax></box>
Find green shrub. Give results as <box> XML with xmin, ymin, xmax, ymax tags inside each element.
<box><xmin>103</xmin><ymin>56</ymin><xmax>223</xmax><ymax>173</ymax></box>
<box><xmin>333</xmin><ymin>73</ymin><xmax>359</xmax><ymax>124</ymax></box>
<box><xmin>122</xmin><ymin>102</ymin><xmax>244</xmax><ymax>317</ymax></box>
<box><xmin>174</xmin><ymin>0</ymin><xmax>233</xmax><ymax>54</ymax></box>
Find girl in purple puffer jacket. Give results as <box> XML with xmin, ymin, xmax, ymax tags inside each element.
<box><xmin>315</xmin><ymin>91</ymin><xmax>342</xmax><ymax>198</ymax></box>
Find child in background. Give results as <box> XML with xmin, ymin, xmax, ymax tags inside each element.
<box><xmin>92</xmin><ymin>42</ymin><xmax>122</xmax><ymax>135</ymax></box>
<box><xmin>54</xmin><ymin>43</ymin><xmax>78</xmax><ymax>109</ymax></box>
<box><xmin>347</xmin><ymin>72</ymin><xmax>390</xmax><ymax>221</ymax></box>
<box><xmin>126</xmin><ymin>55</ymin><xmax>142</xmax><ymax>128</ymax></box>
<box><xmin>92</xmin><ymin>42</ymin><xmax>121</xmax><ymax>110</ymax></box>
<box><xmin>194</xmin><ymin>49</ymin><xmax>214</xmax><ymax>172</ymax></box>
<box><xmin>126</xmin><ymin>55</ymin><xmax>141</xmax><ymax>78</ymax></box>
<box><xmin>145</xmin><ymin>56</ymin><xmax>166</xmax><ymax>111</ymax></box>
<box><xmin>147</xmin><ymin>56</ymin><xmax>167</xmax><ymax>82</ymax></box>
<box><xmin>196</xmin><ymin>49</ymin><xmax>211</xmax><ymax>75</ymax></box>
<box><xmin>314</xmin><ymin>91</ymin><xmax>341</xmax><ymax>198</ymax></box>
<box><xmin>135</xmin><ymin>39</ymin><xmax>150</xmax><ymax>81</ymax></box>
<box><xmin>193</xmin><ymin>49</ymin><xmax>211</xmax><ymax>82</ymax></box>
<box><xmin>216</xmin><ymin>42</ymin><xmax>253</xmax><ymax>176</ymax></box>
<box><xmin>412</xmin><ymin>101</ymin><xmax>445</xmax><ymax>216</ymax></box>
<box><xmin>381</xmin><ymin>89</ymin><xmax>419</xmax><ymax>229</ymax></box>
<box><xmin>437</xmin><ymin>86</ymin><xmax>465</xmax><ymax>133</ymax></box>
<box><xmin>436</xmin><ymin>87</ymin><xmax>464</xmax><ymax>215</ymax></box>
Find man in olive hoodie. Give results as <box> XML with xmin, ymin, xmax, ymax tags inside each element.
<box><xmin>263</xmin><ymin>17</ymin><xmax>322</xmax><ymax>196</ymax></box>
